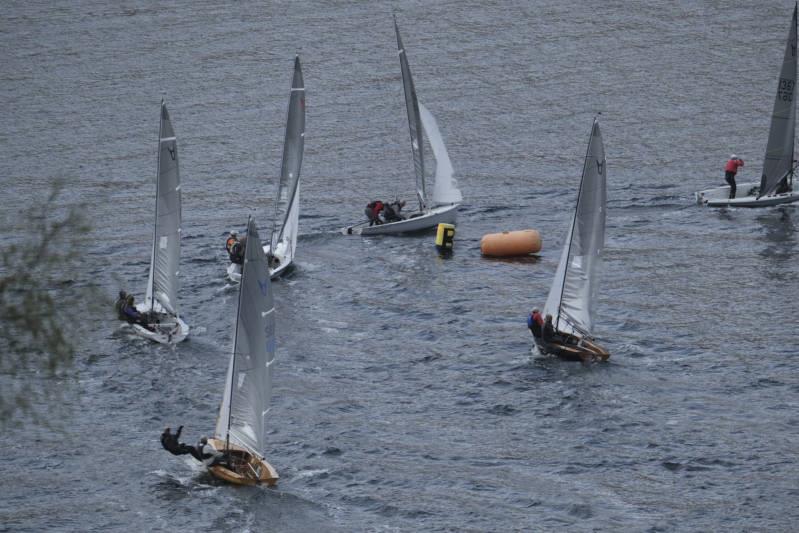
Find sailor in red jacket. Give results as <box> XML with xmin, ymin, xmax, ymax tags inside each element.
<box><xmin>724</xmin><ymin>154</ymin><xmax>745</xmax><ymax>199</ymax></box>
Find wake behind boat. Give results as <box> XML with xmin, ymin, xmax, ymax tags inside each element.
<box><xmin>345</xmin><ymin>17</ymin><xmax>462</xmax><ymax>236</ymax></box>
<box><xmin>696</xmin><ymin>4</ymin><xmax>799</xmax><ymax>208</ymax></box>
<box><xmin>530</xmin><ymin>118</ymin><xmax>609</xmax><ymax>363</ymax></box>
<box><xmin>116</xmin><ymin>101</ymin><xmax>188</xmax><ymax>344</ymax></box>
<box><xmin>227</xmin><ymin>56</ymin><xmax>305</xmax><ymax>282</ymax></box>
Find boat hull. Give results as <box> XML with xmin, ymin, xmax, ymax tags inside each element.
<box><xmin>349</xmin><ymin>203</ymin><xmax>459</xmax><ymax>235</ymax></box>
<box><xmin>227</xmin><ymin>243</ymin><xmax>293</xmax><ymax>283</ymax></box>
<box><xmin>130</xmin><ymin>311</ymin><xmax>189</xmax><ymax>344</ymax></box>
<box><xmin>206</xmin><ymin>438</ymin><xmax>278</xmax><ymax>486</ymax></box>
<box><xmin>534</xmin><ymin>334</ymin><xmax>609</xmax><ymax>362</ymax></box>
<box><xmin>695</xmin><ymin>182</ymin><xmax>799</xmax><ymax>207</ymax></box>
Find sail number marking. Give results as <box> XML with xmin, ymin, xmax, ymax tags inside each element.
<box><xmin>778</xmin><ymin>78</ymin><xmax>794</xmax><ymax>102</ymax></box>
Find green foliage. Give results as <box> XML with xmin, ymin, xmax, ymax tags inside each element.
<box><xmin>0</xmin><ymin>183</ymin><xmax>92</xmax><ymax>428</ymax></box>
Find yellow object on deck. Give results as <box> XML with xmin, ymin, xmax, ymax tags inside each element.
<box><xmin>480</xmin><ymin>229</ymin><xmax>542</xmax><ymax>257</ymax></box>
<box><xmin>435</xmin><ymin>223</ymin><xmax>456</xmax><ymax>249</ymax></box>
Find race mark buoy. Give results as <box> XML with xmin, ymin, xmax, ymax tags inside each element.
<box><xmin>436</xmin><ymin>223</ymin><xmax>455</xmax><ymax>251</ymax></box>
<box><xmin>480</xmin><ymin>229</ymin><xmax>542</xmax><ymax>257</ymax></box>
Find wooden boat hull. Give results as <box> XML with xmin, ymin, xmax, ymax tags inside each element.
<box><xmin>206</xmin><ymin>438</ymin><xmax>278</xmax><ymax>486</ymax></box>
<box><xmin>534</xmin><ymin>334</ymin><xmax>609</xmax><ymax>362</ymax></box>
<box><xmin>349</xmin><ymin>203</ymin><xmax>459</xmax><ymax>235</ymax></box>
<box><xmin>695</xmin><ymin>182</ymin><xmax>799</xmax><ymax>207</ymax></box>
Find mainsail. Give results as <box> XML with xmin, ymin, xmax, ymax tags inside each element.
<box><xmin>544</xmin><ymin>118</ymin><xmax>606</xmax><ymax>337</ymax></box>
<box><xmin>760</xmin><ymin>4</ymin><xmax>798</xmax><ymax>198</ymax></box>
<box><xmin>395</xmin><ymin>16</ymin><xmax>426</xmax><ymax>210</ymax></box>
<box><xmin>272</xmin><ymin>56</ymin><xmax>306</xmax><ymax>253</ymax></box>
<box><xmin>419</xmin><ymin>102</ymin><xmax>462</xmax><ymax>205</ymax></box>
<box><xmin>145</xmin><ymin>101</ymin><xmax>182</xmax><ymax>316</ymax></box>
<box><xmin>216</xmin><ymin>217</ymin><xmax>276</xmax><ymax>458</ymax></box>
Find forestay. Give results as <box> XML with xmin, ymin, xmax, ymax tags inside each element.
<box><xmin>272</xmin><ymin>56</ymin><xmax>306</xmax><ymax>253</ymax></box>
<box><xmin>759</xmin><ymin>4</ymin><xmax>798</xmax><ymax>198</ymax></box>
<box><xmin>419</xmin><ymin>102</ymin><xmax>462</xmax><ymax>205</ymax></box>
<box><xmin>395</xmin><ymin>16</ymin><xmax>426</xmax><ymax>210</ymax></box>
<box><xmin>216</xmin><ymin>217</ymin><xmax>276</xmax><ymax>458</ymax></box>
<box><xmin>544</xmin><ymin>119</ymin><xmax>606</xmax><ymax>337</ymax></box>
<box><xmin>145</xmin><ymin>101</ymin><xmax>182</xmax><ymax>316</ymax></box>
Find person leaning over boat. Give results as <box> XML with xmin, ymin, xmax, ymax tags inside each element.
<box><xmin>114</xmin><ymin>290</ymin><xmax>128</xmax><ymax>320</ymax></box>
<box><xmin>724</xmin><ymin>154</ymin><xmax>745</xmax><ymax>199</ymax></box>
<box><xmin>528</xmin><ymin>308</ymin><xmax>544</xmax><ymax>338</ymax></box>
<box><xmin>365</xmin><ymin>200</ymin><xmax>385</xmax><ymax>226</ymax></box>
<box><xmin>198</xmin><ymin>436</ymin><xmax>227</xmax><ymax>467</ymax></box>
<box><xmin>226</xmin><ymin>230</ymin><xmax>246</xmax><ymax>264</ymax></box>
<box><xmin>116</xmin><ymin>293</ymin><xmax>155</xmax><ymax>331</ymax></box>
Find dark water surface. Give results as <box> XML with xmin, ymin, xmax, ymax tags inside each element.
<box><xmin>2</xmin><ymin>1</ymin><xmax>798</xmax><ymax>531</ymax></box>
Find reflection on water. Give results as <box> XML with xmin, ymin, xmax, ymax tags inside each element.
<box><xmin>758</xmin><ymin>207</ymin><xmax>796</xmax><ymax>265</ymax></box>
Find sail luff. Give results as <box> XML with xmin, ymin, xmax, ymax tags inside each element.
<box><xmin>759</xmin><ymin>4</ymin><xmax>798</xmax><ymax>198</ymax></box>
<box><xmin>273</xmin><ymin>56</ymin><xmax>306</xmax><ymax>251</ymax></box>
<box><xmin>144</xmin><ymin>101</ymin><xmax>164</xmax><ymax>311</ymax></box>
<box><xmin>395</xmin><ymin>16</ymin><xmax>426</xmax><ymax>210</ymax></box>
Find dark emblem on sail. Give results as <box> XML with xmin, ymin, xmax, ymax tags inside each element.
<box><xmin>168</xmin><ymin>144</ymin><xmax>176</xmax><ymax>161</ymax></box>
<box><xmin>257</xmin><ymin>278</ymin><xmax>269</xmax><ymax>296</ymax></box>
<box><xmin>596</xmin><ymin>160</ymin><xmax>605</xmax><ymax>175</ymax></box>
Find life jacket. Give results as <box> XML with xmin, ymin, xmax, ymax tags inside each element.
<box><xmin>226</xmin><ymin>236</ymin><xmax>237</xmax><ymax>253</ymax></box>
<box><xmin>372</xmin><ymin>201</ymin><xmax>384</xmax><ymax>217</ymax></box>
<box><xmin>725</xmin><ymin>158</ymin><xmax>744</xmax><ymax>173</ymax></box>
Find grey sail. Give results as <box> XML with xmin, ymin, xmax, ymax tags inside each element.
<box><xmin>395</xmin><ymin>16</ymin><xmax>426</xmax><ymax>210</ymax></box>
<box><xmin>272</xmin><ymin>56</ymin><xmax>306</xmax><ymax>251</ymax></box>
<box><xmin>543</xmin><ymin>118</ymin><xmax>606</xmax><ymax>337</ymax></box>
<box><xmin>760</xmin><ymin>4</ymin><xmax>798</xmax><ymax>198</ymax></box>
<box><xmin>216</xmin><ymin>217</ymin><xmax>276</xmax><ymax>458</ymax></box>
<box><xmin>145</xmin><ymin>101</ymin><xmax>181</xmax><ymax>316</ymax></box>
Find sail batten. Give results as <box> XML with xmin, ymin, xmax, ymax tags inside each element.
<box><xmin>272</xmin><ymin>56</ymin><xmax>305</xmax><ymax>254</ymax></box>
<box><xmin>145</xmin><ymin>102</ymin><xmax>182</xmax><ymax>317</ymax></box>
<box><xmin>759</xmin><ymin>4</ymin><xmax>798</xmax><ymax>198</ymax></box>
<box><xmin>544</xmin><ymin>119</ymin><xmax>606</xmax><ymax>337</ymax></box>
<box><xmin>395</xmin><ymin>17</ymin><xmax>426</xmax><ymax>210</ymax></box>
<box><xmin>215</xmin><ymin>217</ymin><xmax>275</xmax><ymax>459</ymax></box>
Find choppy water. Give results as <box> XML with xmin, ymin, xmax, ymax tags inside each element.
<box><xmin>2</xmin><ymin>1</ymin><xmax>799</xmax><ymax>531</ymax></box>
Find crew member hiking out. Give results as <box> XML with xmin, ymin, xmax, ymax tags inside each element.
<box><xmin>528</xmin><ymin>308</ymin><xmax>544</xmax><ymax>338</ymax></box>
<box><xmin>724</xmin><ymin>154</ymin><xmax>745</xmax><ymax>199</ymax></box>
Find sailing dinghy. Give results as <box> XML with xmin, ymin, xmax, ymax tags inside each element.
<box><xmin>696</xmin><ymin>4</ymin><xmax>799</xmax><ymax>207</ymax></box>
<box><xmin>210</xmin><ymin>216</ymin><xmax>279</xmax><ymax>486</ymax></box>
<box><xmin>227</xmin><ymin>56</ymin><xmax>305</xmax><ymax>282</ymax></box>
<box><xmin>346</xmin><ymin>17</ymin><xmax>462</xmax><ymax>235</ymax></box>
<box><xmin>534</xmin><ymin>118</ymin><xmax>609</xmax><ymax>362</ymax></box>
<box><xmin>132</xmin><ymin>101</ymin><xmax>189</xmax><ymax>344</ymax></box>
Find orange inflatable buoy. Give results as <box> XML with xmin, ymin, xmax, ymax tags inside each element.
<box><xmin>480</xmin><ymin>229</ymin><xmax>542</xmax><ymax>257</ymax></box>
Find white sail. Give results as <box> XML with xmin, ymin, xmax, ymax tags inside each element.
<box><xmin>215</xmin><ymin>217</ymin><xmax>276</xmax><ymax>458</ymax></box>
<box><xmin>272</xmin><ymin>56</ymin><xmax>305</xmax><ymax>255</ymax></box>
<box><xmin>760</xmin><ymin>4</ymin><xmax>798</xmax><ymax>198</ymax></box>
<box><xmin>419</xmin><ymin>102</ymin><xmax>462</xmax><ymax>205</ymax></box>
<box><xmin>544</xmin><ymin>118</ymin><xmax>606</xmax><ymax>337</ymax></box>
<box><xmin>145</xmin><ymin>101</ymin><xmax>181</xmax><ymax>316</ymax></box>
<box><xmin>395</xmin><ymin>16</ymin><xmax>426</xmax><ymax>210</ymax></box>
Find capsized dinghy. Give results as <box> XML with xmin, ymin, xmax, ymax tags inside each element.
<box><xmin>533</xmin><ymin>118</ymin><xmax>609</xmax><ymax>362</ymax></box>
<box><xmin>211</xmin><ymin>217</ymin><xmax>278</xmax><ymax>486</ymax></box>
<box><xmin>696</xmin><ymin>4</ymin><xmax>799</xmax><ymax>208</ymax></box>
<box><xmin>130</xmin><ymin>101</ymin><xmax>188</xmax><ymax>344</ymax></box>
<box><xmin>227</xmin><ymin>56</ymin><xmax>305</xmax><ymax>282</ymax></box>
<box><xmin>346</xmin><ymin>17</ymin><xmax>462</xmax><ymax>235</ymax></box>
